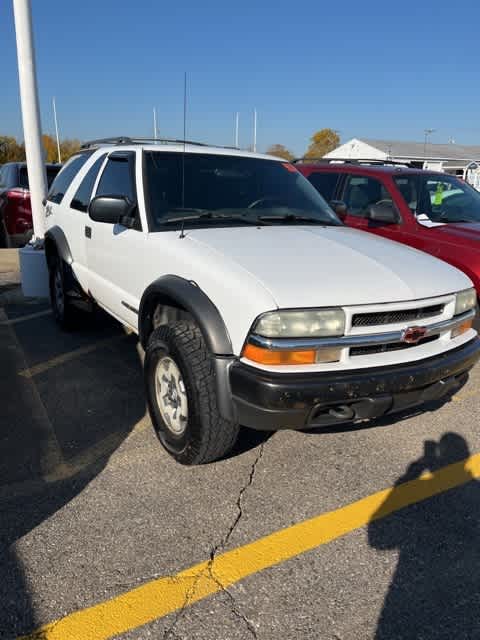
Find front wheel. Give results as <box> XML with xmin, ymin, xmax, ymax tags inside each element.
<box><xmin>49</xmin><ymin>258</ymin><xmax>76</xmax><ymax>329</ymax></box>
<box><xmin>144</xmin><ymin>321</ymin><xmax>239</xmax><ymax>464</ymax></box>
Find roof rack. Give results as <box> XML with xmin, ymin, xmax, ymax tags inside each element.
<box><xmin>80</xmin><ymin>136</ymin><xmax>209</xmax><ymax>149</ymax></box>
<box><xmin>292</xmin><ymin>157</ymin><xmax>415</xmax><ymax>168</ymax></box>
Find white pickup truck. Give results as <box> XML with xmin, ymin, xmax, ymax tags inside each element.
<box><xmin>44</xmin><ymin>137</ymin><xmax>480</xmax><ymax>464</ymax></box>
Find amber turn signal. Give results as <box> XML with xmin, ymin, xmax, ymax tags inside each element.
<box><xmin>451</xmin><ymin>319</ymin><xmax>473</xmax><ymax>339</ymax></box>
<box><xmin>242</xmin><ymin>343</ymin><xmax>316</xmax><ymax>365</ymax></box>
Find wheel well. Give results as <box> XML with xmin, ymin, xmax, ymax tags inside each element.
<box><xmin>141</xmin><ymin>294</ymin><xmax>193</xmax><ymax>347</ymax></box>
<box><xmin>44</xmin><ymin>236</ymin><xmax>59</xmax><ymax>269</ymax></box>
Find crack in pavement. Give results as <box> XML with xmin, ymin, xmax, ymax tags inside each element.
<box><xmin>162</xmin><ymin>442</ymin><xmax>266</xmax><ymax>639</ymax></box>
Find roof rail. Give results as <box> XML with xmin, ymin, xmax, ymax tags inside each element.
<box><xmin>292</xmin><ymin>157</ymin><xmax>414</xmax><ymax>168</ymax></box>
<box><xmin>80</xmin><ymin>136</ymin><xmax>209</xmax><ymax>149</ymax></box>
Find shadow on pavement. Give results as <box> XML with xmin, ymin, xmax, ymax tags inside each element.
<box><xmin>0</xmin><ymin>302</ymin><xmax>146</xmax><ymax>638</ymax></box>
<box><xmin>368</xmin><ymin>433</ymin><xmax>479</xmax><ymax>639</ymax></box>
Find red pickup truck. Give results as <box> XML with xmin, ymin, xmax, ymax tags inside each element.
<box><xmin>297</xmin><ymin>160</ymin><xmax>480</xmax><ymax>295</ymax></box>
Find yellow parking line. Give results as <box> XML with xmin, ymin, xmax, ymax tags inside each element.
<box><xmin>18</xmin><ymin>334</ymin><xmax>128</xmax><ymax>378</ymax></box>
<box><xmin>20</xmin><ymin>451</ymin><xmax>480</xmax><ymax>640</ymax></box>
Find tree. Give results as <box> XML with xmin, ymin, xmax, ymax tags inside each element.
<box><xmin>266</xmin><ymin>144</ymin><xmax>295</xmax><ymax>161</ymax></box>
<box><xmin>42</xmin><ymin>134</ymin><xmax>58</xmax><ymax>162</ymax></box>
<box><xmin>0</xmin><ymin>136</ymin><xmax>25</xmax><ymax>163</ymax></box>
<box><xmin>60</xmin><ymin>138</ymin><xmax>81</xmax><ymax>162</ymax></box>
<box><xmin>304</xmin><ymin>128</ymin><xmax>340</xmax><ymax>159</ymax></box>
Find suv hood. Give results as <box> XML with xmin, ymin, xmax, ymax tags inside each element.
<box><xmin>187</xmin><ymin>225</ymin><xmax>471</xmax><ymax>308</ymax></box>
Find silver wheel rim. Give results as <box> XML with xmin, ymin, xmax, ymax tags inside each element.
<box><xmin>54</xmin><ymin>267</ymin><xmax>64</xmax><ymax>315</ymax></box>
<box><xmin>155</xmin><ymin>356</ymin><xmax>188</xmax><ymax>436</ymax></box>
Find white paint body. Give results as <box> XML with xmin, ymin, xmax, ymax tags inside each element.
<box><xmin>46</xmin><ymin>144</ymin><xmax>476</xmax><ymax>373</ymax></box>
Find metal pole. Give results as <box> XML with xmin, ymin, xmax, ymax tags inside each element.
<box><xmin>235</xmin><ymin>112</ymin><xmax>239</xmax><ymax>148</ymax></box>
<box><xmin>52</xmin><ymin>97</ymin><xmax>61</xmax><ymax>163</ymax></box>
<box><xmin>153</xmin><ymin>107</ymin><xmax>158</xmax><ymax>140</ymax></box>
<box><xmin>13</xmin><ymin>0</ymin><xmax>47</xmax><ymax>240</ymax></box>
<box><xmin>253</xmin><ymin>108</ymin><xmax>257</xmax><ymax>153</ymax></box>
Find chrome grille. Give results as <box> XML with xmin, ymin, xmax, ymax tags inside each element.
<box><xmin>352</xmin><ymin>304</ymin><xmax>444</xmax><ymax>328</ymax></box>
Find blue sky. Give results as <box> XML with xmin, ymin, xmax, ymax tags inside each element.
<box><xmin>2</xmin><ymin>0</ymin><xmax>480</xmax><ymax>155</ymax></box>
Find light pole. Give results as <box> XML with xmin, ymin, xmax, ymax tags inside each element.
<box><xmin>13</xmin><ymin>0</ymin><xmax>49</xmax><ymax>297</ymax></box>
<box><xmin>253</xmin><ymin>108</ymin><xmax>257</xmax><ymax>153</ymax></box>
<box><xmin>52</xmin><ymin>97</ymin><xmax>61</xmax><ymax>163</ymax></box>
<box><xmin>424</xmin><ymin>128</ymin><xmax>436</xmax><ymax>157</ymax></box>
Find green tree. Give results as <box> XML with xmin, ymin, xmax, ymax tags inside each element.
<box><xmin>304</xmin><ymin>128</ymin><xmax>340</xmax><ymax>159</ymax></box>
<box><xmin>266</xmin><ymin>144</ymin><xmax>295</xmax><ymax>161</ymax></box>
<box><xmin>0</xmin><ymin>136</ymin><xmax>25</xmax><ymax>163</ymax></box>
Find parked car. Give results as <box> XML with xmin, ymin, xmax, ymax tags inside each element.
<box><xmin>44</xmin><ymin>138</ymin><xmax>480</xmax><ymax>464</ymax></box>
<box><xmin>0</xmin><ymin>162</ymin><xmax>61</xmax><ymax>247</ymax></box>
<box><xmin>297</xmin><ymin>159</ymin><xmax>480</xmax><ymax>295</ymax></box>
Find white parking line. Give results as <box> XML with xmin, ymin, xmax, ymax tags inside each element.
<box><xmin>0</xmin><ymin>309</ymin><xmax>52</xmax><ymax>325</ymax></box>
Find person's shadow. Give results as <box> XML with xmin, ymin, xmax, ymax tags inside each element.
<box><xmin>368</xmin><ymin>433</ymin><xmax>479</xmax><ymax>639</ymax></box>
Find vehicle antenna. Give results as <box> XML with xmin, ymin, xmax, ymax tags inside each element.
<box><xmin>179</xmin><ymin>72</ymin><xmax>187</xmax><ymax>239</ymax></box>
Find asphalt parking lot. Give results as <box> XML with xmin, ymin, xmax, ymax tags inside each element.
<box><xmin>2</xmin><ymin>251</ymin><xmax>480</xmax><ymax>640</ymax></box>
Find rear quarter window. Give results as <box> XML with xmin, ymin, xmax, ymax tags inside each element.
<box><xmin>47</xmin><ymin>154</ymin><xmax>91</xmax><ymax>204</ymax></box>
<box><xmin>307</xmin><ymin>172</ymin><xmax>341</xmax><ymax>202</ymax></box>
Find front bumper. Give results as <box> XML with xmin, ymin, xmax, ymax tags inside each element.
<box><xmin>230</xmin><ymin>338</ymin><xmax>480</xmax><ymax>430</ymax></box>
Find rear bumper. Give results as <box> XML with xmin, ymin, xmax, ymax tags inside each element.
<box><xmin>230</xmin><ymin>338</ymin><xmax>480</xmax><ymax>430</ymax></box>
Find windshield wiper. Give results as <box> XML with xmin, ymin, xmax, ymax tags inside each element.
<box><xmin>256</xmin><ymin>213</ymin><xmax>338</xmax><ymax>226</ymax></box>
<box><xmin>162</xmin><ymin>211</ymin><xmax>270</xmax><ymax>225</ymax></box>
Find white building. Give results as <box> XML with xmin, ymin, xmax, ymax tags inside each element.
<box><xmin>325</xmin><ymin>138</ymin><xmax>480</xmax><ymax>190</ymax></box>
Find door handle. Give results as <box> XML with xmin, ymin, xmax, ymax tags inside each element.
<box><xmin>85</xmin><ymin>226</ymin><xmax>92</xmax><ymax>239</ymax></box>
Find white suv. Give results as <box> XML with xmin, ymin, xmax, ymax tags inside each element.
<box><xmin>44</xmin><ymin>137</ymin><xmax>480</xmax><ymax>464</ymax></box>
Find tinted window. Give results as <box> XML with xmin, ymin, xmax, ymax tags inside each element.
<box><xmin>0</xmin><ymin>166</ymin><xmax>6</xmax><ymax>188</ymax></box>
<box><xmin>343</xmin><ymin>175</ymin><xmax>392</xmax><ymax>218</ymax></box>
<box><xmin>307</xmin><ymin>172</ymin><xmax>341</xmax><ymax>201</ymax></box>
<box><xmin>394</xmin><ymin>173</ymin><xmax>480</xmax><ymax>223</ymax></box>
<box><xmin>144</xmin><ymin>152</ymin><xmax>340</xmax><ymax>231</ymax></box>
<box><xmin>18</xmin><ymin>165</ymin><xmax>61</xmax><ymax>190</ymax></box>
<box><xmin>95</xmin><ymin>156</ymin><xmax>135</xmax><ymax>200</ymax></box>
<box><xmin>47</xmin><ymin>154</ymin><xmax>90</xmax><ymax>204</ymax></box>
<box><xmin>70</xmin><ymin>154</ymin><xmax>107</xmax><ymax>212</ymax></box>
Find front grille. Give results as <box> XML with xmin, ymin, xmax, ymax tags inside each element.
<box><xmin>350</xmin><ymin>334</ymin><xmax>439</xmax><ymax>357</ymax></box>
<box><xmin>352</xmin><ymin>304</ymin><xmax>444</xmax><ymax>327</ymax></box>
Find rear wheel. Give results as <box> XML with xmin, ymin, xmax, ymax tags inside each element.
<box><xmin>0</xmin><ymin>220</ymin><xmax>10</xmax><ymax>248</ymax></box>
<box><xmin>145</xmin><ymin>320</ymin><xmax>239</xmax><ymax>464</ymax></box>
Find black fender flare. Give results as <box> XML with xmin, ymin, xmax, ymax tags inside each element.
<box><xmin>139</xmin><ymin>275</ymin><xmax>233</xmax><ymax>355</ymax></box>
<box><xmin>44</xmin><ymin>226</ymin><xmax>73</xmax><ymax>268</ymax></box>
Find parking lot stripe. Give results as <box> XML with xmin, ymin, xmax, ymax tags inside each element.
<box><xmin>19</xmin><ymin>450</ymin><xmax>480</xmax><ymax>640</ymax></box>
<box><xmin>0</xmin><ymin>309</ymin><xmax>52</xmax><ymax>325</ymax></box>
<box><xmin>18</xmin><ymin>334</ymin><xmax>128</xmax><ymax>378</ymax></box>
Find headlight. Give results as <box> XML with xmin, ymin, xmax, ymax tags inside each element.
<box><xmin>253</xmin><ymin>309</ymin><xmax>345</xmax><ymax>338</ymax></box>
<box><xmin>455</xmin><ymin>288</ymin><xmax>476</xmax><ymax>316</ymax></box>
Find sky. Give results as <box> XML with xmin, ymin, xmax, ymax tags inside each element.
<box><xmin>2</xmin><ymin>0</ymin><xmax>480</xmax><ymax>156</ymax></box>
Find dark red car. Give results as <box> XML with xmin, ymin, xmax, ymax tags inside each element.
<box><xmin>297</xmin><ymin>160</ymin><xmax>480</xmax><ymax>295</ymax></box>
<box><xmin>0</xmin><ymin>162</ymin><xmax>61</xmax><ymax>247</ymax></box>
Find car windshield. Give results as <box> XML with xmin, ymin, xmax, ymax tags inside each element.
<box><xmin>144</xmin><ymin>151</ymin><xmax>341</xmax><ymax>230</ymax></box>
<box><xmin>19</xmin><ymin>165</ymin><xmax>61</xmax><ymax>190</ymax></box>
<box><xmin>394</xmin><ymin>173</ymin><xmax>480</xmax><ymax>223</ymax></box>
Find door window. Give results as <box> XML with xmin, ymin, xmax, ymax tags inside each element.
<box><xmin>70</xmin><ymin>154</ymin><xmax>107</xmax><ymax>212</ymax></box>
<box><xmin>95</xmin><ymin>155</ymin><xmax>136</xmax><ymax>201</ymax></box>
<box><xmin>307</xmin><ymin>172</ymin><xmax>341</xmax><ymax>202</ymax></box>
<box><xmin>343</xmin><ymin>175</ymin><xmax>393</xmax><ymax>218</ymax></box>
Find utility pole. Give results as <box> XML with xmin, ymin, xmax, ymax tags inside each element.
<box><xmin>424</xmin><ymin>128</ymin><xmax>436</xmax><ymax>157</ymax></box>
<box><xmin>13</xmin><ymin>0</ymin><xmax>47</xmax><ymax>240</ymax></box>
<box><xmin>253</xmin><ymin>108</ymin><xmax>257</xmax><ymax>152</ymax></box>
<box><xmin>235</xmin><ymin>112</ymin><xmax>239</xmax><ymax>148</ymax></box>
<box><xmin>153</xmin><ymin>107</ymin><xmax>158</xmax><ymax>140</ymax></box>
<box><xmin>52</xmin><ymin>97</ymin><xmax>61</xmax><ymax>163</ymax></box>
<box><xmin>13</xmin><ymin>0</ymin><xmax>49</xmax><ymax>297</ymax></box>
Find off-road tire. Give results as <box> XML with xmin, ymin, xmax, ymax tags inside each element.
<box><xmin>145</xmin><ymin>321</ymin><xmax>239</xmax><ymax>465</ymax></box>
<box><xmin>49</xmin><ymin>257</ymin><xmax>76</xmax><ymax>329</ymax></box>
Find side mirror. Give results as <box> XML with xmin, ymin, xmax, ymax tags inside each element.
<box><xmin>368</xmin><ymin>202</ymin><xmax>399</xmax><ymax>224</ymax></box>
<box><xmin>88</xmin><ymin>196</ymin><xmax>135</xmax><ymax>225</ymax></box>
<box><xmin>330</xmin><ymin>200</ymin><xmax>347</xmax><ymax>217</ymax></box>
